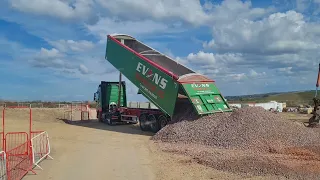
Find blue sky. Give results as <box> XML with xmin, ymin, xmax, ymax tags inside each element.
<box><xmin>0</xmin><ymin>0</ymin><xmax>320</xmax><ymax>102</ymax></box>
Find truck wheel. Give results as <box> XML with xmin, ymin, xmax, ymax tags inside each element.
<box><xmin>139</xmin><ymin>114</ymin><xmax>148</xmax><ymax>131</ymax></box>
<box><xmin>106</xmin><ymin>115</ymin><xmax>114</xmax><ymax>126</ymax></box>
<box><xmin>158</xmin><ymin>115</ymin><xmax>168</xmax><ymax>129</ymax></box>
<box><xmin>98</xmin><ymin>111</ymin><xmax>102</xmax><ymax>122</ymax></box>
<box><xmin>148</xmin><ymin>114</ymin><xmax>160</xmax><ymax>133</ymax></box>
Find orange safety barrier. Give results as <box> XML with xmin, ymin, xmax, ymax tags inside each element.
<box><xmin>1</xmin><ymin>106</ymin><xmax>48</xmax><ymax>180</ymax></box>
<box><xmin>5</xmin><ymin>141</ymin><xmax>35</xmax><ymax>180</ymax></box>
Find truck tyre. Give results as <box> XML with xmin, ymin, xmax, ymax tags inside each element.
<box><xmin>148</xmin><ymin>114</ymin><xmax>160</xmax><ymax>133</ymax></box>
<box><xmin>139</xmin><ymin>114</ymin><xmax>148</xmax><ymax>131</ymax></box>
<box><xmin>158</xmin><ymin>115</ymin><xmax>168</xmax><ymax>130</ymax></box>
<box><xmin>106</xmin><ymin>115</ymin><xmax>114</xmax><ymax>126</ymax></box>
<box><xmin>107</xmin><ymin>119</ymin><xmax>114</xmax><ymax>125</ymax></box>
<box><xmin>98</xmin><ymin>111</ymin><xmax>102</xmax><ymax>122</ymax></box>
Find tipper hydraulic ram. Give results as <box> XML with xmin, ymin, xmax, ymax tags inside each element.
<box><xmin>95</xmin><ymin>34</ymin><xmax>232</xmax><ymax>132</ymax></box>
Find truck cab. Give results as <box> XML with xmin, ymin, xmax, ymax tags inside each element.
<box><xmin>94</xmin><ymin>81</ymin><xmax>127</xmax><ymax>123</ymax></box>
<box><xmin>94</xmin><ymin>80</ymin><xmax>168</xmax><ymax>132</ymax></box>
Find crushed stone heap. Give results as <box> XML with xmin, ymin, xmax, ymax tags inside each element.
<box><xmin>152</xmin><ymin>106</ymin><xmax>320</xmax><ymax>152</ymax></box>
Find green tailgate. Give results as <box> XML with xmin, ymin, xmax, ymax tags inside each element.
<box><xmin>106</xmin><ymin>83</ymin><xmax>126</xmax><ymax>107</ymax></box>
<box><xmin>106</xmin><ymin>37</ymin><xmax>179</xmax><ymax>116</ymax></box>
<box><xmin>181</xmin><ymin>82</ymin><xmax>232</xmax><ymax>115</ymax></box>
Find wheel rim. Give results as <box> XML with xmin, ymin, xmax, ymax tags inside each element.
<box><xmin>140</xmin><ymin>114</ymin><xmax>147</xmax><ymax>128</ymax></box>
<box><xmin>148</xmin><ymin>115</ymin><xmax>157</xmax><ymax>130</ymax></box>
<box><xmin>159</xmin><ymin>115</ymin><xmax>167</xmax><ymax>129</ymax></box>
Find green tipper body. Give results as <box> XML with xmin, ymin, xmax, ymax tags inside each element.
<box><xmin>181</xmin><ymin>82</ymin><xmax>232</xmax><ymax>114</ymax></box>
<box><xmin>105</xmin><ymin>34</ymin><xmax>232</xmax><ymax>117</ymax></box>
<box><xmin>106</xmin><ymin>37</ymin><xmax>179</xmax><ymax>116</ymax></box>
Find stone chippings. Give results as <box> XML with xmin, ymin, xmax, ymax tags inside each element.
<box><xmin>151</xmin><ymin>106</ymin><xmax>320</xmax><ymax>179</ymax></box>
<box><xmin>158</xmin><ymin>142</ymin><xmax>320</xmax><ymax>179</ymax></box>
<box><xmin>152</xmin><ymin>106</ymin><xmax>320</xmax><ymax>152</ymax></box>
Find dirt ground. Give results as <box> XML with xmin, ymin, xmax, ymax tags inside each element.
<box><xmin>0</xmin><ymin>108</ymin><xmax>316</xmax><ymax>180</ymax></box>
<box><xmin>281</xmin><ymin>112</ymin><xmax>312</xmax><ymax>122</ymax></box>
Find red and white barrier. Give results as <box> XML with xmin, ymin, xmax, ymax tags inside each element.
<box><xmin>1</xmin><ymin>107</ymin><xmax>52</xmax><ymax>180</ymax></box>
<box><xmin>30</xmin><ymin>131</ymin><xmax>44</xmax><ymax>139</ymax></box>
<box><xmin>31</xmin><ymin>131</ymin><xmax>53</xmax><ymax>170</ymax></box>
<box><xmin>0</xmin><ymin>132</ymin><xmax>3</xmax><ymax>151</ymax></box>
<box><xmin>4</xmin><ymin>133</ymin><xmax>28</xmax><ymax>153</ymax></box>
<box><xmin>5</xmin><ymin>141</ymin><xmax>34</xmax><ymax>180</ymax></box>
<box><xmin>0</xmin><ymin>151</ymin><xmax>6</xmax><ymax>180</ymax></box>
<box><xmin>81</xmin><ymin>111</ymin><xmax>90</xmax><ymax>120</ymax></box>
<box><xmin>63</xmin><ymin>102</ymin><xmax>90</xmax><ymax>121</ymax></box>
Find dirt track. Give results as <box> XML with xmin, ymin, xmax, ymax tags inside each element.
<box><xmin>24</xmin><ymin>121</ymin><xmax>156</xmax><ymax>180</ymax></box>
<box><xmin>0</xmin><ymin>108</ymin><xmax>313</xmax><ymax>180</ymax></box>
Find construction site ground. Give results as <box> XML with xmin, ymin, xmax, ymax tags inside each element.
<box><xmin>0</xmin><ymin>108</ymin><xmax>316</xmax><ymax>180</ymax></box>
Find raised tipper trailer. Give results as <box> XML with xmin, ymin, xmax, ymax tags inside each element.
<box><xmin>94</xmin><ymin>34</ymin><xmax>232</xmax><ymax>132</ymax></box>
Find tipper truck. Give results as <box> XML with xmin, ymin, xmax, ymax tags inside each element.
<box><xmin>94</xmin><ymin>34</ymin><xmax>232</xmax><ymax>133</ymax></box>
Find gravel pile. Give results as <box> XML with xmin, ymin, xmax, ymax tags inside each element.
<box><xmin>157</xmin><ymin>142</ymin><xmax>320</xmax><ymax>179</ymax></box>
<box><xmin>170</xmin><ymin>100</ymin><xmax>199</xmax><ymax>123</ymax></box>
<box><xmin>152</xmin><ymin>106</ymin><xmax>320</xmax><ymax>152</ymax></box>
<box><xmin>153</xmin><ymin>106</ymin><xmax>320</xmax><ymax>178</ymax></box>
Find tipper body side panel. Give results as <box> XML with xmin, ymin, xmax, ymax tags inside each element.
<box><xmin>106</xmin><ymin>36</ymin><xmax>179</xmax><ymax>116</ymax></box>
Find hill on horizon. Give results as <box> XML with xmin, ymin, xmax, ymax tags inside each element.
<box><xmin>226</xmin><ymin>90</ymin><xmax>317</xmax><ymax>106</ymax></box>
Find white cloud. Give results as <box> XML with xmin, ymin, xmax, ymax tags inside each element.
<box><xmin>85</xmin><ymin>18</ymin><xmax>181</xmax><ymax>42</ymax></box>
<box><xmin>182</xmin><ymin>51</ymin><xmax>244</xmax><ymax>78</ymax></box>
<box><xmin>178</xmin><ymin>50</ymin><xmax>271</xmax><ymax>83</ymax></box>
<box><xmin>186</xmin><ymin>51</ymin><xmax>243</xmax><ymax>65</ymax></box>
<box><xmin>228</xmin><ymin>73</ymin><xmax>247</xmax><ymax>81</ymax></box>
<box><xmin>78</xmin><ymin>64</ymin><xmax>89</xmax><ymax>74</ymax></box>
<box><xmin>276</xmin><ymin>67</ymin><xmax>294</xmax><ymax>75</ymax></box>
<box><xmin>30</xmin><ymin>47</ymin><xmax>94</xmax><ymax>75</ymax></box>
<box><xmin>248</xmin><ymin>69</ymin><xmax>266</xmax><ymax>77</ymax></box>
<box><xmin>195</xmin><ymin>5</ymin><xmax>320</xmax><ymax>80</ymax></box>
<box><xmin>208</xmin><ymin>0</ymin><xmax>275</xmax><ymax>23</ymax></box>
<box><xmin>186</xmin><ymin>51</ymin><xmax>217</xmax><ymax>65</ymax></box>
<box><xmin>31</xmin><ymin>48</ymin><xmax>67</xmax><ymax>68</ymax></box>
<box><xmin>48</xmin><ymin>39</ymin><xmax>95</xmax><ymax>52</ymax></box>
<box><xmin>36</xmin><ymin>48</ymin><xmax>63</xmax><ymax>59</ymax></box>
<box><xmin>9</xmin><ymin>0</ymin><xmax>95</xmax><ymax>22</ymax></box>
<box><xmin>96</xmin><ymin>0</ymin><xmax>210</xmax><ymax>26</ymax></box>
<box><xmin>204</xmin><ymin>10</ymin><xmax>319</xmax><ymax>55</ymax></box>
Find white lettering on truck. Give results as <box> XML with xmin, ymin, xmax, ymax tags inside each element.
<box><xmin>191</xmin><ymin>83</ymin><xmax>210</xmax><ymax>88</ymax></box>
<box><xmin>136</xmin><ymin>62</ymin><xmax>168</xmax><ymax>89</ymax></box>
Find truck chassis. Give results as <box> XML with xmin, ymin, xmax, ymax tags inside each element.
<box><xmin>97</xmin><ymin>107</ymin><xmax>169</xmax><ymax>133</ymax></box>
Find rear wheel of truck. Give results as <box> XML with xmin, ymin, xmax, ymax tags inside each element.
<box><xmin>139</xmin><ymin>114</ymin><xmax>148</xmax><ymax>131</ymax></box>
<box><xmin>148</xmin><ymin>114</ymin><xmax>160</xmax><ymax>133</ymax></box>
<box><xmin>158</xmin><ymin>115</ymin><xmax>168</xmax><ymax>129</ymax></box>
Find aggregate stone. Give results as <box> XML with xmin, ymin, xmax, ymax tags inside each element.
<box><xmin>152</xmin><ymin>106</ymin><xmax>320</xmax><ymax>152</ymax></box>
